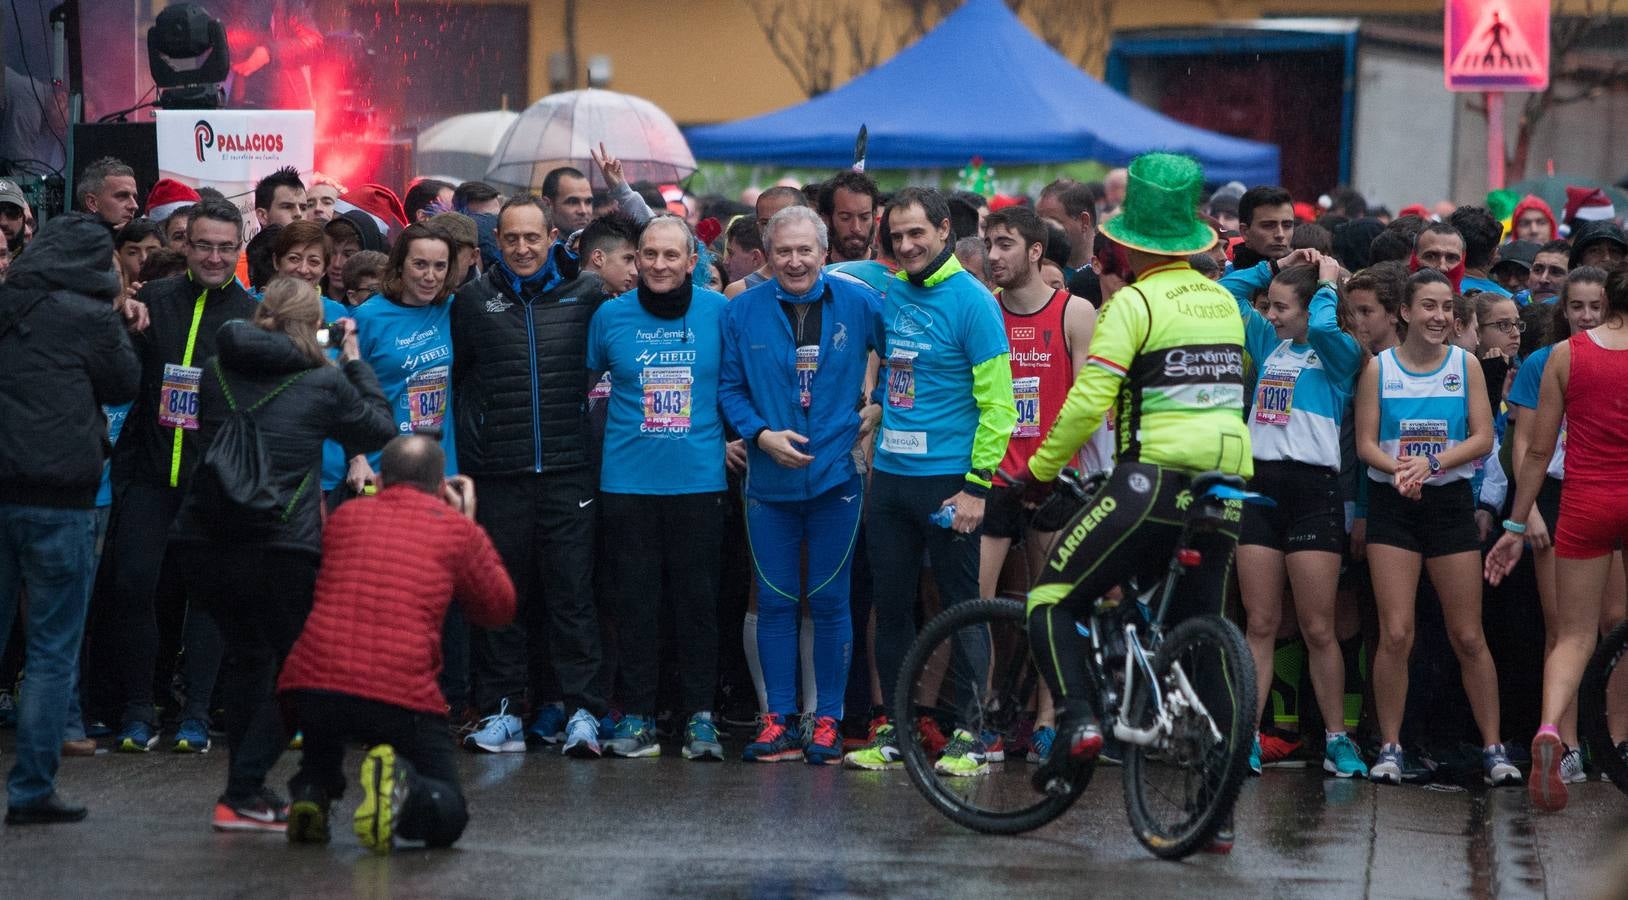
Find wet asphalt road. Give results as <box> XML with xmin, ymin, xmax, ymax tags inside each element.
<box><xmin>2</xmin><ymin>735</ymin><xmax>1627</xmax><ymax>899</ymax></box>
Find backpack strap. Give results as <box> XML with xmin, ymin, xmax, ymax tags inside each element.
<box><xmin>210</xmin><ymin>357</ymin><xmax>314</xmax><ymax>415</ymax></box>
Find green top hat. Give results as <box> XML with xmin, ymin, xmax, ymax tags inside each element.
<box><xmin>1101</xmin><ymin>153</ymin><xmax>1217</xmax><ymax>256</ymax></box>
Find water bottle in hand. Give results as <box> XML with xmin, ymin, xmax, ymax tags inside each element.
<box><xmin>930</xmin><ymin>504</ymin><xmax>957</xmax><ymax>528</ymax></box>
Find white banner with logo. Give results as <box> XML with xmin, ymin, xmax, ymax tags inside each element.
<box><xmin>154</xmin><ymin>109</ymin><xmax>314</xmax><ymax>202</ymax></box>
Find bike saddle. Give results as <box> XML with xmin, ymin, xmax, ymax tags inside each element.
<box><xmin>1191</xmin><ymin>471</ymin><xmax>1275</xmax><ymax>508</ymax></box>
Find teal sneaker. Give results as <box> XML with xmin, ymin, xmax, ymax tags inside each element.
<box><xmin>681</xmin><ymin>712</ymin><xmax>724</xmax><ymax>761</ymax></box>
<box><xmin>1322</xmin><ymin>733</ymin><xmax>1368</xmax><ymax>778</ymax></box>
<box><xmin>1248</xmin><ymin>733</ymin><xmax>1262</xmax><ymax>776</ymax></box>
<box><xmin>604</xmin><ymin>715</ymin><xmax>660</xmax><ymax>758</ymax></box>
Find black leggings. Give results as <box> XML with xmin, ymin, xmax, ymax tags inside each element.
<box><xmin>174</xmin><ymin>543</ymin><xmax>317</xmax><ymax>803</ymax></box>
<box><xmin>1025</xmin><ymin>463</ymin><xmax>1239</xmax><ymax>719</ymax></box>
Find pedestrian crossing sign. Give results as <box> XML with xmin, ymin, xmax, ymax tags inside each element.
<box><xmin>1445</xmin><ymin>0</ymin><xmax>1549</xmax><ymax>92</ymax></box>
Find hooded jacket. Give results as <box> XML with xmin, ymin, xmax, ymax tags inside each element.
<box><xmin>1511</xmin><ymin>195</ymin><xmax>1558</xmax><ymax>242</ymax></box>
<box><xmin>168</xmin><ymin>321</ymin><xmax>395</xmax><ymax>555</ymax></box>
<box><xmin>0</xmin><ymin>213</ymin><xmax>141</xmax><ymax>507</ymax></box>
<box><xmin>334</xmin><ymin>209</ymin><xmax>387</xmax><ymax>253</ymax></box>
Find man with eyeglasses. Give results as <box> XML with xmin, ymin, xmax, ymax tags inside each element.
<box><xmin>92</xmin><ymin>197</ymin><xmax>259</xmax><ymax>756</ymax></box>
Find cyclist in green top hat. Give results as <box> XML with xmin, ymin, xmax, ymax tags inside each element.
<box><xmin>1020</xmin><ymin>153</ymin><xmax>1253</xmax><ymax>810</ymax></box>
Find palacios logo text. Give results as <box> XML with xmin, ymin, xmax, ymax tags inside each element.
<box><xmin>194</xmin><ymin>119</ymin><xmax>287</xmax><ymax>163</ymax></box>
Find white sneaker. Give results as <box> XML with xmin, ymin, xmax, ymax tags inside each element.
<box><xmin>562</xmin><ymin>709</ymin><xmax>602</xmax><ymax>758</ymax></box>
<box><xmin>462</xmin><ymin>699</ymin><xmax>525</xmax><ymax>753</ymax></box>
<box><xmin>1561</xmin><ymin>747</ymin><xmax>1587</xmax><ymax>784</ymax></box>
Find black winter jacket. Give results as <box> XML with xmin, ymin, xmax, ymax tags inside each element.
<box><xmin>451</xmin><ymin>266</ymin><xmax>608</xmax><ymax>476</ymax></box>
<box><xmin>0</xmin><ymin>214</ymin><xmax>140</xmax><ymax>508</ymax></box>
<box><xmin>168</xmin><ymin>321</ymin><xmax>395</xmax><ymax>556</ymax></box>
<box><xmin>112</xmin><ymin>270</ymin><xmax>259</xmax><ymax>489</ymax></box>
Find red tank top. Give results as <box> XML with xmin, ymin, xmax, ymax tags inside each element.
<box><xmin>998</xmin><ymin>289</ymin><xmax>1075</xmax><ymax>483</ymax></box>
<box><xmin>1562</xmin><ymin>330</ymin><xmax>1628</xmax><ymax>485</ymax></box>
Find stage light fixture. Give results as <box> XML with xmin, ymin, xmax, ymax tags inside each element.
<box><xmin>147</xmin><ymin>3</ymin><xmax>231</xmax><ymax>110</ymax></box>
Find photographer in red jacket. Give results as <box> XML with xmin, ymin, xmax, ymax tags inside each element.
<box><xmin>277</xmin><ymin>434</ymin><xmax>516</xmax><ymax>853</ymax></box>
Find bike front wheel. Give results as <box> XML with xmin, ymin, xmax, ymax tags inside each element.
<box><xmin>1580</xmin><ymin>618</ymin><xmax>1628</xmax><ymax>796</ymax></box>
<box><xmin>894</xmin><ymin>597</ymin><xmax>1092</xmax><ymax>835</ymax></box>
<box><xmin>1122</xmin><ymin>614</ymin><xmax>1256</xmax><ymax>860</ymax></box>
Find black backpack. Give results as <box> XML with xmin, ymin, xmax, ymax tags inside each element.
<box><xmin>194</xmin><ymin>358</ymin><xmax>313</xmax><ymax>527</ymax></box>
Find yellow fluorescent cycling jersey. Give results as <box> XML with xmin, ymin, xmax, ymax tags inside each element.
<box><xmin>1028</xmin><ymin>261</ymin><xmax>1253</xmax><ymax>481</ymax></box>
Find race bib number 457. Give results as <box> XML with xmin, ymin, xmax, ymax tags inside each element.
<box><xmin>887</xmin><ymin>350</ymin><xmax>917</xmax><ymax>409</ymax></box>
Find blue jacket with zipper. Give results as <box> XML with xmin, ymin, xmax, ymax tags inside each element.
<box><xmin>720</xmin><ymin>274</ymin><xmax>884</xmax><ymax>502</ymax></box>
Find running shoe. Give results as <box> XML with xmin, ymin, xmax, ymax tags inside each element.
<box><xmin>462</xmin><ymin>699</ymin><xmax>525</xmax><ymax>753</ymax></box>
<box><xmin>604</xmin><ymin>715</ymin><xmax>660</xmax><ymax>758</ymax></box>
<box><xmin>1259</xmin><ymin>732</ymin><xmax>1302</xmax><ymax>764</ymax></box>
<box><xmin>917</xmin><ymin>716</ymin><xmax>950</xmax><ymax>756</ymax></box>
<box><xmin>843</xmin><ymin>721</ymin><xmax>902</xmax><ymax>770</ymax></box>
<box><xmin>286</xmin><ymin>784</ymin><xmax>330</xmax><ymax>846</ymax></box>
<box><xmin>355</xmin><ymin>744</ymin><xmax>409</xmax><ymax>854</ymax></box>
<box><xmin>61</xmin><ymin>738</ymin><xmax>97</xmax><ymax>757</ymax></box>
<box><xmin>979</xmin><ymin>730</ymin><xmax>1007</xmax><ymax>763</ymax></box>
<box><xmin>743</xmin><ymin>713</ymin><xmax>803</xmax><ymax>762</ymax></box>
<box><xmin>1323</xmin><ymin>734</ymin><xmax>1368</xmax><ymax>778</ymax></box>
<box><xmin>1030</xmin><ymin>721</ymin><xmax>1102</xmax><ymax>795</ymax></box>
<box><xmin>526</xmin><ymin>704</ymin><xmax>566</xmax><ymax>747</ymax></box>
<box><xmin>115</xmin><ymin>721</ymin><xmax>159</xmax><ymax>753</ymax></box>
<box><xmin>805</xmin><ymin>716</ymin><xmax>842</xmax><ymax>766</ymax></box>
<box><xmin>598</xmin><ymin>711</ymin><xmax>620</xmax><ymax>742</ymax></box>
<box><xmin>212</xmin><ymin>788</ymin><xmax>289</xmax><ymax>833</ymax></box>
<box><xmin>1248</xmin><ymin>733</ymin><xmax>1263</xmax><ymax>776</ymax></box>
<box><xmin>682</xmin><ymin>712</ymin><xmax>724</xmax><ymax>761</ymax></box>
<box><xmin>934</xmin><ymin>729</ymin><xmax>990</xmax><ymax>777</ymax></box>
<box><xmin>1205</xmin><ymin>812</ymin><xmax>1236</xmax><ymax>855</ymax></box>
<box><xmin>173</xmin><ymin>718</ymin><xmax>211</xmax><ymax>754</ymax></box>
<box><xmin>562</xmin><ymin>708</ymin><xmax>602</xmax><ymax>759</ymax></box>
<box><xmin>1560</xmin><ymin>746</ymin><xmax>1587</xmax><ymax>785</ymax></box>
<box><xmin>1484</xmin><ymin>743</ymin><xmax>1523</xmax><ymax>788</ymax></box>
<box><xmin>1370</xmin><ymin>743</ymin><xmax>1404</xmax><ymax>785</ymax></box>
<box><xmin>1529</xmin><ymin>732</ymin><xmax>1565</xmax><ymax>810</ymax></box>
<box><xmin>1027</xmin><ymin>726</ymin><xmax>1056</xmax><ymax>764</ymax></box>
<box><xmin>288</xmin><ymin>731</ymin><xmax>303</xmax><ymax>750</ymax></box>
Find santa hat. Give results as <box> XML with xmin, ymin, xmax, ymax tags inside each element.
<box><xmin>1564</xmin><ymin>186</ymin><xmax>1614</xmax><ymax>225</ymax></box>
<box><xmin>145</xmin><ymin>178</ymin><xmax>200</xmax><ymax>222</ymax></box>
<box><xmin>1397</xmin><ymin>204</ymin><xmax>1430</xmax><ymax>221</ymax></box>
<box><xmin>335</xmin><ymin>183</ymin><xmax>407</xmax><ymax>237</ymax></box>
<box><xmin>988</xmin><ymin>194</ymin><xmax>1026</xmax><ymax>212</ymax></box>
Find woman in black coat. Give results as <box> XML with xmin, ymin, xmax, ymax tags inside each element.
<box><xmin>169</xmin><ymin>275</ymin><xmax>395</xmax><ymax>831</ymax></box>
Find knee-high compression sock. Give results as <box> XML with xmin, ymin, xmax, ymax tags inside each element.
<box><xmin>1271</xmin><ymin>638</ymin><xmax>1305</xmax><ymax>733</ymax></box>
<box><xmin>799</xmin><ymin>614</ymin><xmax>817</xmax><ymax>717</ymax></box>
<box><xmin>743</xmin><ymin>612</ymin><xmax>768</xmax><ymax>714</ymax></box>
<box><xmin>1341</xmin><ymin>634</ymin><xmax>1366</xmax><ymax>731</ymax></box>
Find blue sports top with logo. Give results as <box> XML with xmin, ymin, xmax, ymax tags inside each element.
<box><xmin>1369</xmin><ymin>345</ymin><xmax>1474</xmax><ymax>484</ymax></box>
<box><xmin>1221</xmin><ymin>263</ymin><xmax>1363</xmax><ymax>471</ymax></box>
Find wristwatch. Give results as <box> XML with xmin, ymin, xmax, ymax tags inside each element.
<box><xmin>1425</xmin><ymin>452</ymin><xmax>1441</xmax><ymax>475</ymax></box>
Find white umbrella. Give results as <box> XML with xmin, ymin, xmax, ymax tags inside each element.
<box><xmin>415</xmin><ymin>110</ymin><xmax>520</xmax><ymax>186</ymax></box>
<box><xmin>486</xmin><ymin>89</ymin><xmax>697</xmax><ymax>190</ymax></box>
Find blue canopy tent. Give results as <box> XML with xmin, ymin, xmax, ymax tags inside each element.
<box><xmin>684</xmin><ymin>0</ymin><xmax>1279</xmax><ymax>185</ymax></box>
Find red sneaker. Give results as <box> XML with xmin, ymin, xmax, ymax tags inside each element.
<box><xmin>211</xmin><ymin>793</ymin><xmax>288</xmax><ymax>833</ymax></box>
<box><xmin>1259</xmin><ymin>732</ymin><xmax>1302</xmax><ymax>764</ymax></box>
<box><xmin>917</xmin><ymin>716</ymin><xmax>949</xmax><ymax>756</ymax></box>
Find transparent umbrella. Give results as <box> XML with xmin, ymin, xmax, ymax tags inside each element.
<box><xmin>415</xmin><ymin>111</ymin><xmax>520</xmax><ymax>186</ymax></box>
<box><xmin>486</xmin><ymin>89</ymin><xmax>697</xmax><ymax>190</ymax></box>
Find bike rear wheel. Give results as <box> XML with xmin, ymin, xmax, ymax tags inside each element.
<box><xmin>894</xmin><ymin>597</ymin><xmax>1092</xmax><ymax>834</ymax></box>
<box><xmin>1122</xmin><ymin>614</ymin><xmax>1255</xmax><ymax>860</ymax></box>
<box><xmin>1580</xmin><ymin>619</ymin><xmax>1628</xmax><ymax>796</ymax></box>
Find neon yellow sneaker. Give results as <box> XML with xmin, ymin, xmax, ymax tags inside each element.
<box><xmin>354</xmin><ymin>744</ymin><xmax>407</xmax><ymax>854</ymax></box>
<box><xmin>934</xmin><ymin>729</ymin><xmax>991</xmax><ymax>777</ymax></box>
<box><xmin>843</xmin><ymin>722</ymin><xmax>902</xmax><ymax>770</ymax></box>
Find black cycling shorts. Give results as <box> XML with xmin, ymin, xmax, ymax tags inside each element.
<box><xmin>1028</xmin><ymin>462</ymin><xmax>1240</xmax><ymax>623</ymax></box>
<box><xmin>1366</xmin><ymin>478</ymin><xmax>1480</xmax><ymax>558</ymax></box>
<box><xmin>1536</xmin><ymin>475</ymin><xmax>1562</xmax><ymax>536</ymax></box>
<box><xmin>983</xmin><ymin>483</ymin><xmax>1027</xmax><ymax>541</ymax></box>
<box><xmin>1238</xmin><ymin>460</ymin><xmax>1344</xmax><ymax>554</ymax></box>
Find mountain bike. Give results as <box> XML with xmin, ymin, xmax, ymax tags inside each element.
<box><xmin>1580</xmin><ymin>618</ymin><xmax>1628</xmax><ymax>795</ymax></box>
<box><xmin>895</xmin><ymin>469</ymin><xmax>1262</xmax><ymax>860</ymax></box>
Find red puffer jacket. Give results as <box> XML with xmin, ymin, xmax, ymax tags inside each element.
<box><xmin>279</xmin><ymin>485</ymin><xmax>515</xmax><ymax>715</ymax></box>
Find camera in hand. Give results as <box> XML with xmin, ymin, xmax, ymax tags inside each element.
<box><xmin>322</xmin><ymin>320</ymin><xmax>347</xmax><ymax>349</ymax></box>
